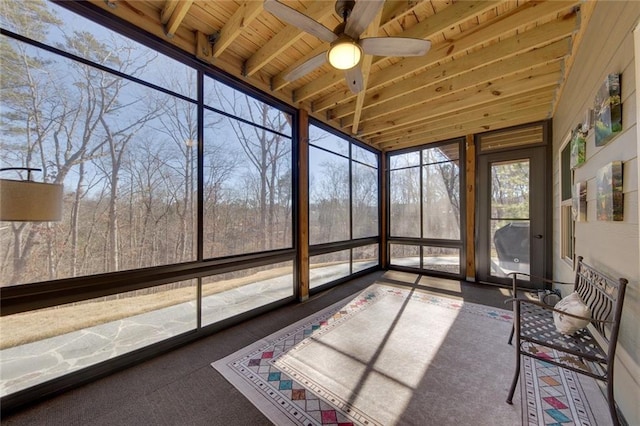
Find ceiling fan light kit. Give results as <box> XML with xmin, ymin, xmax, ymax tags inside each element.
<box><xmin>264</xmin><ymin>0</ymin><xmax>431</xmax><ymax>94</ymax></box>
<box><xmin>328</xmin><ymin>37</ymin><xmax>362</xmax><ymax>70</ymax></box>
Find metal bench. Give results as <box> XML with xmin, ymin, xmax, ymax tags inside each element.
<box><xmin>506</xmin><ymin>256</ymin><xmax>628</xmax><ymax>425</ymax></box>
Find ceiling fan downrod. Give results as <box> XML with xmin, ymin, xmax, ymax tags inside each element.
<box><xmin>335</xmin><ymin>0</ymin><xmax>355</xmax><ymax>23</ymax></box>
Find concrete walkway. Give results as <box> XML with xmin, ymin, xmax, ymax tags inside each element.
<box><xmin>0</xmin><ymin>263</ymin><xmax>374</xmax><ymax>398</ymax></box>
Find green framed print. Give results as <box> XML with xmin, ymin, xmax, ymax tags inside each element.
<box><xmin>594</xmin><ymin>74</ymin><xmax>622</xmax><ymax>147</ymax></box>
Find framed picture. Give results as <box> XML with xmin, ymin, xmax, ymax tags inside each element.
<box><xmin>596</xmin><ymin>161</ymin><xmax>623</xmax><ymax>221</ymax></box>
<box><xmin>594</xmin><ymin>74</ymin><xmax>622</xmax><ymax>147</ymax></box>
<box><xmin>572</xmin><ymin>181</ymin><xmax>587</xmax><ymax>222</ymax></box>
<box><xmin>570</xmin><ymin>125</ymin><xmax>586</xmax><ymax>168</ymax></box>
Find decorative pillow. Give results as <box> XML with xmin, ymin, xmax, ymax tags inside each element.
<box><xmin>553</xmin><ymin>292</ymin><xmax>591</xmax><ymax>335</ymax></box>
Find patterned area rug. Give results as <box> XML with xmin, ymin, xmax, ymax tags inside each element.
<box><xmin>212</xmin><ymin>283</ymin><xmax>605</xmax><ymax>425</ymax></box>
<box><xmin>521</xmin><ymin>346</ymin><xmax>609</xmax><ymax>425</ymax></box>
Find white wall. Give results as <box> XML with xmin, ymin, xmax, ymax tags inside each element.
<box><xmin>552</xmin><ymin>2</ymin><xmax>640</xmax><ymax>424</ymax></box>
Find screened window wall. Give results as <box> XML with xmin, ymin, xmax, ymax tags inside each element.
<box><xmin>308</xmin><ymin>122</ymin><xmax>380</xmax><ymax>290</ymax></box>
<box><xmin>0</xmin><ymin>1</ymin><xmax>295</xmax><ymax>403</ymax></box>
<box><xmin>388</xmin><ymin>139</ymin><xmax>464</xmax><ymax>276</ymax></box>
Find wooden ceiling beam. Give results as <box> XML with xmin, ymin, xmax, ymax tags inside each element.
<box><xmin>385</xmin><ymin>111</ymin><xmax>548</xmax><ymax>151</ymax></box>
<box><xmin>375</xmin><ymin>92</ymin><xmax>555</xmax><ymax>149</ymax></box>
<box><xmin>380</xmin><ymin>1</ymin><xmax>428</xmax><ymax>27</ymax></box>
<box><xmin>364</xmin><ymin>1</ymin><xmax>578</xmax><ymax>93</ymax></box>
<box><xmin>316</xmin><ymin>15</ymin><xmax>577</xmax><ymax>115</ymax></box>
<box><xmin>293</xmin><ymin>0</ymin><xmax>502</xmax><ymax>102</ymax></box>
<box><xmin>244</xmin><ymin>1</ymin><xmax>335</xmax><ymax>77</ymax></box>
<box><xmin>372</xmin><ymin>89</ymin><xmax>554</xmax><ymax>140</ymax></box>
<box><xmin>360</xmin><ymin>78</ymin><xmax>558</xmax><ymax>140</ymax></box>
<box><xmin>371</xmin><ymin>90</ymin><xmax>555</xmax><ymax>144</ymax></box>
<box><xmin>338</xmin><ymin>37</ymin><xmax>570</xmax><ymax>127</ymax></box>
<box><xmin>160</xmin><ymin>0</ymin><xmax>178</xmax><ymax>24</ymax></box>
<box><xmin>89</xmin><ymin>0</ymin><xmax>194</xmax><ymax>52</ymax></box>
<box><xmin>357</xmin><ymin>62</ymin><xmax>562</xmax><ymax>137</ymax></box>
<box><xmin>212</xmin><ymin>1</ymin><xmax>263</xmax><ymax>58</ymax></box>
<box><xmin>163</xmin><ymin>0</ymin><xmax>193</xmax><ymax>38</ymax></box>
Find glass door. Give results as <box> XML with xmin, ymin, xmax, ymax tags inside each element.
<box><xmin>476</xmin><ymin>147</ymin><xmax>548</xmax><ymax>288</ymax></box>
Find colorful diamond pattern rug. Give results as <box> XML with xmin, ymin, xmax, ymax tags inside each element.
<box><xmin>212</xmin><ymin>284</ymin><xmax>606</xmax><ymax>425</ymax></box>
<box><xmin>522</xmin><ymin>346</ymin><xmax>606</xmax><ymax>425</ymax></box>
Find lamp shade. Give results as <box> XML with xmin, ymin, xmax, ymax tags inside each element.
<box><xmin>327</xmin><ymin>39</ymin><xmax>362</xmax><ymax>70</ymax></box>
<box><xmin>0</xmin><ymin>179</ymin><xmax>63</xmax><ymax>221</ymax></box>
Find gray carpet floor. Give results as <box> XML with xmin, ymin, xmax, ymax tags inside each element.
<box><xmin>1</xmin><ymin>270</ymin><xmax>512</xmax><ymax>426</ymax></box>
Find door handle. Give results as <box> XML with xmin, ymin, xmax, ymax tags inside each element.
<box><xmin>534</xmin><ymin>234</ymin><xmax>543</xmax><ymax>239</ymax></box>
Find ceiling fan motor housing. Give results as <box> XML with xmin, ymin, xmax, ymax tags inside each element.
<box><xmin>335</xmin><ymin>0</ymin><xmax>356</xmax><ymax>21</ymax></box>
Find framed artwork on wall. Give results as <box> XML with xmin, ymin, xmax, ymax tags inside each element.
<box><xmin>572</xmin><ymin>181</ymin><xmax>587</xmax><ymax>222</ymax></box>
<box><xmin>594</xmin><ymin>73</ymin><xmax>622</xmax><ymax>146</ymax></box>
<box><xmin>596</xmin><ymin>161</ymin><xmax>623</xmax><ymax>221</ymax></box>
<box><xmin>570</xmin><ymin>125</ymin><xmax>586</xmax><ymax>168</ymax></box>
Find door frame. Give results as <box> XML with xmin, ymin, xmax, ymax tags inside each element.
<box><xmin>475</xmin><ymin>131</ymin><xmax>552</xmax><ymax>288</ymax></box>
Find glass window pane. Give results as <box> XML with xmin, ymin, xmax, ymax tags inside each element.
<box><xmin>201</xmin><ymin>262</ymin><xmax>294</xmax><ymax>327</ymax></box>
<box><xmin>390</xmin><ymin>244</ymin><xmax>420</xmax><ymax>268</ymax></box>
<box><xmin>422</xmin><ymin>246</ymin><xmax>460</xmax><ymax>275</ymax></box>
<box><xmin>353</xmin><ymin>144</ymin><xmax>377</xmax><ymax>167</ymax></box>
<box><xmin>422</xmin><ymin>160</ymin><xmax>460</xmax><ymax>239</ymax></box>
<box><xmin>422</xmin><ymin>144</ymin><xmax>459</xmax><ymax>164</ymax></box>
<box><xmin>309</xmin><ymin>147</ymin><xmax>349</xmax><ymax>244</ymax></box>
<box><xmin>389</xmin><ymin>167</ymin><xmax>421</xmax><ymax>237</ymax></box>
<box><xmin>309</xmin><ymin>124</ymin><xmax>349</xmax><ymax>156</ymax></box>
<box><xmin>561</xmin><ymin>143</ymin><xmax>572</xmax><ymax>201</ymax></box>
<box><xmin>561</xmin><ymin>205</ymin><xmax>574</xmax><ymax>260</ymax></box>
<box><xmin>310</xmin><ymin>250</ymin><xmax>350</xmax><ymax>289</ymax></box>
<box><xmin>352</xmin><ymin>162</ymin><xmax>379</xmax><ymax>238</ymax></box>
<box><xmin>353</xmin><ymin>244</ymin><xmax>378</xmax><ymax>273</ymax></box>
<box><xmin>1</xmin><ymin>39</ymin><xmax>197</xmax><ymax>286</ymax></box>
<box><xmin>0</xmin><ymin>280</ymin><xmax>197</xmax><ymax>397</ymax></box>
<box><xmin>0</xmin><ymin>2</ymin><xmax>197</xmax><ymax>99</ymax></box>
<box><xmin>203</xmin><ymin>110</ymin><xmax>292</xmax><ymax>258</ymax></box>
<box><xmin>390</xmin><ymin>151</ymin><xmax>420</xmax><ymax>169</ymax></box>
<box><xmin>203</xmin><ymin>77</ymin><xmax>292</xmax><ymax>136</ymax></box>
<box><xmin>491</xmin><ymin>160</ymin><xmax>530</xmax><ymax>220</ymax></box>
<box><xmin>490</xmin><ymin>159</ymin><xmax>530</xmax><ymax>276</ymax></box>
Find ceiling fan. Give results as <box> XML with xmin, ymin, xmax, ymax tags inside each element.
<box><xmin>264</xmin><ymin>0</ymin><xmax>431</xmax><ymax>94</ymax></box>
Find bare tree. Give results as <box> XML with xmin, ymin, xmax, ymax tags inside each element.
<box><xmin>1</xmin><ymin>2</ymin><xmax>164</xmax><ymax>283</ymax></box>
<box><xmin>215</xmin><ymin>87</ymin><xmax>291</xmax><ymax>251</ymax></box>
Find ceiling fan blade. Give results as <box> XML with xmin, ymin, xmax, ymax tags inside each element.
<box><xmin>344</xmin><ymin>0</ymin><xmax>384</xmax><ymax>39</ymax></box>
<box><xmin>360</xmin><ymin>37</ymin><xmax>431</xmax><ymax>57</ymax></box>
<box><xmin>263</xmin><ymin>0</ymin><xmax>337</xmax><ymax>43</ymax></box>
<box><xmin>284</xmin><ymin>52</ymin><xmax>328</xmax><ymax>82</ymax></box>
<box><xmin>345</xmin><ymin>66</ymin><xmax>364</xmax><ymax>94</ymax></box>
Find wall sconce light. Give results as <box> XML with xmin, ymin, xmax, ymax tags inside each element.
<box><xmin>0</xmin><ymin>167</ymin><xmax>63</xmax><ymax>222</ymax></box>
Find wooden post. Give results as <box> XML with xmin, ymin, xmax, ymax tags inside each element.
<box><xmin>465</xmin><ymin>134</ymin><xmax>476</xmax><ymax>281</ymax></box>
<box><xmin>297</xmin><ymin>109</ymin><xmax>310</xmax><ymax>301</ymax></box>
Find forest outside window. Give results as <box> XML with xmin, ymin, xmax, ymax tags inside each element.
<box><xmin>308</xmin><ymin>123</ymin><xmax>379</xmax><ymax>245</ymax></box>
<box><xmin>388</xmin><ymin>139</ymin><xmax>463</xmax><ymax>276</ymax></box>
<box><xmin>0</xmin><ymin>1</ymin><xmax>297</xmax><ymax>402</ymax></box>
<box><xmin>560</xmin><ymin>138</ymin><xmax>574</xmax><ymax>262</ymax></box>
<box><xmin>0</xmin><ymin>3</ymin><xmax>199</xmax><ymax>286</ymax></box>
<box><xmin>307</xmin><ymin>122</ymin><xmax>380</xmax><ymax>289</ymax></box>
<box><xmin>202</xmin><ymin>77</ymin><xmax>293</xmax><ymax>258</ymax></box>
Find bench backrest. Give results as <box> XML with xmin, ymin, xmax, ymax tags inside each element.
<box><xmin>574</xmin><ymin>256</ymin><xmax>628</xmax><ymax>348</ymax></box>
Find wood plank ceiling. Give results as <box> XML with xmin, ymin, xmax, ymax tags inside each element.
<box><xmin>89</xmin><ymin>0</ymin><xmax>589</xmax><ymax>152</ymax></box>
